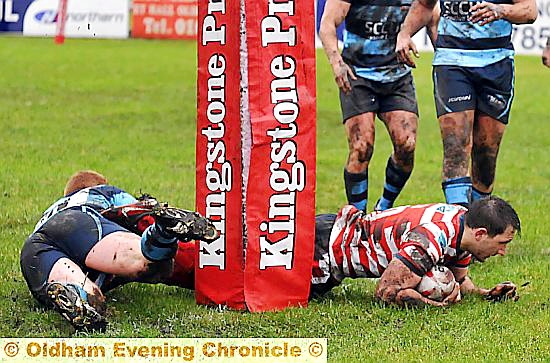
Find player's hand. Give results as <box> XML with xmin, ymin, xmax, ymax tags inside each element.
<box><xmin>486</xmin><ymin>281</ymin><xmax>519</xmax><ymax>302</ymax></box>
<box><xmin>396</xmin><ymin>32</ymin><xmax>419</xmax><ymax>68</ymax></box>
<box><xmin>469</xmin><ymin>2</ymin><xmax>504</xmax><ymax>26</ymax></box>
<box><xmin>332</xmin><ymin>60</ymin><xmax>356</xmax><ymax>95</ymax></box>
<box><xmin>543</xmin><ymin>45</ymin><xmax>550</xmax><ymax>68</ymax></box>
<box><xmin>442</xmin><ymin>282</ymin><xmax>462</xmax><ymax>305</ymax></box>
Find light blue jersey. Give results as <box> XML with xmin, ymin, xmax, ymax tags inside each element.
<box><xmin>342</xmin><ymin>0</ymin><xmax>413</xmax><ymax>83</ymax></box>
<box><xmin>33</xmin><ymin>185</ymin><xmax>137</xmax><ymax>233</ymax></box>
<box><xmin>434</xmin><ymin>0</ymin><xmax>514</xmax><ymax>67</ymax></box>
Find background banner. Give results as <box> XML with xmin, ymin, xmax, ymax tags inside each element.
<box><xmin>132</xmin><ymin>0</ymin><xmax>197</xmax><ymax>40</ymax></box>
<box><xmin>0</xmin><ymin>0</ymin><xmax>34</xmax><ymax>32</ymax></box>
<box><xmin>22</xmin><ymin>0</ymin><xmax>129</xmax><ymax>38</ymax></box>
<box><xmin>195</xmin><ymin>0</ymin><xmax>246</xmax><ymax>309</ymax></box>
<box><xmin>243</xmin><ymin>0</ymin><xmax>316</xmax><ymax>311</ymax></box>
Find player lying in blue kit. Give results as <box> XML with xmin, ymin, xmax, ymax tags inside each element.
<box><xmin>20</xmin><ymin>170</ymin><xmax>218</xmax><ymax>331</ymax></box>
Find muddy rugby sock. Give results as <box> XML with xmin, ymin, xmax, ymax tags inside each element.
<box><xmin>375</xmin><ymin>157</ymin><xmax>412</xmax><ymax>211</ymax></box>
<box><xmin>442</xmin><ymin>176</ymin><xmax>472</xmax><ymax>208</ymax></box>
<box><xmin>140</xmin><ymin>224</ymin><xmax>178</xmax><ymax>261</ymax></box>
<box><xmin>344</xmin><ymin>168</ymin><xmax>368</xmax><ymax>212</ymax></box>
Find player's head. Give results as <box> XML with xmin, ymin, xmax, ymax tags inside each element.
<box><xmin>465</xmin><ymin>196</ymin><xmax>521</xmax><ymax>237</ymax></box>
<box><xmin>463</xmin><ymin>196</ymin><xmax>520</xmax><ymax>262</ymax></box>
<box><xmin>64</xmin><ymin>170</ymin><xmax>108</xmax><ymax>196</ymax></box>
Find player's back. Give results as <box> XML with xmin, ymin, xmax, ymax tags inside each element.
<box><xmin>33</xmin><ymin>185</ymin><xmax>136</xmax><ymax>233</ymax></box>
<box><xmin>365</xmin><ymin>203</ymin><xmax>466</xmax><ymax>250</ymax></box>
<box><xmin>328</xmin><ymin>203</ymin><xmax>466</xmax><ymax>279</ymax></box>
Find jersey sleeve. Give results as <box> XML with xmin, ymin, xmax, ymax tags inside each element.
<box><xmin>395</xmin><ymin>222</ymin><xmax>450</xmax><ymax>276</ymax></box>
<box><xmin>110</xmin><ymin>190</ymin><xmax>138</xmax><ymax>207</ymax></box>
<box><xmin>447</xmin><ymin>250</ymin><xmax>472</xmax><ymax>269</ymax></box>
<box><xmin>96</xmin><ymin>185</ymin><xmax>137</xmax><ymax>207</ymax></box>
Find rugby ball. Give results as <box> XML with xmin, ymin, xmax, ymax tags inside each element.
<box><xmin>416</xmin><ymin>265</ymin><xmax>456</xmax><ymax>301</ymax></box>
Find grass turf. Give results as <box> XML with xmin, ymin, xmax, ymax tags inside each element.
<box><xmin>1</xmin><ymin>36</ymin><xmax>549</xmax><ymax>361</ymax></box>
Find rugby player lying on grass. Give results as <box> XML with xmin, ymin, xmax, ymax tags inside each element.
<box><xmin>20</xmin><ymin>170</ymin><xmax>218</xmax><ymax>331</ymax></box>
<box><xmin>165</xmin><ymin>197</ymin><xmax>521</xmax><ymax>307</ymax></box>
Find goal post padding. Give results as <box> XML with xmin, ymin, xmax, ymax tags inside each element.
<box><xmin>195</xmin><ymin>0</ymin><xmax>245</xmax><ymax>309</ymax></box>
<box><xmin>242</xmin><ymin>0</ymin><xmax>317</xmax><ymax>312</ymax></box>
<box><xmin>196</xmin><ymin>0</ymin><xmax>316</xmax><ymax>312</ymax></box>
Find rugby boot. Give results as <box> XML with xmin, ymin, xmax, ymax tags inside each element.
<box><xmin>152</xmin><ymin>205</ymin><xmax>219</xmax><ymax>242</ymax></box>
<box><xmin>46</xmin><ymin>282</ymin><xmax>107</xmax><ymax>331</ymax></box>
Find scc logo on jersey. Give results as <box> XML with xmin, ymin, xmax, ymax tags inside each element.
<box><xmin>441</xmin><ymin>0</ymin><xmax>482</xmax><ymax>21</ymax></box>
<box><xmin>34</xmin><ymin>10</ymin><xmax>58</xmax><ymax>24</ymax></box>
<box><xmin>364</xmin><ymin>21</ymin><xmax>401</xmax><ymax>38</ymax></box>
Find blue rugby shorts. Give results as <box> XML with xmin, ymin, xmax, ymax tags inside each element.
<box><xmin>20</xmin><ymin>206</ymin><xmax>128</xmax><ymax>304</ymax></box>
<box><xmin>433</xmin><ymin>57</ymin><xmax>515</xmax><ymax>124</ymax></box>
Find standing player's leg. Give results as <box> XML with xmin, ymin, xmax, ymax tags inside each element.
<box><xmin>343</xmin><ymin>113</ymin><xmax>376</xmax><ymax>212</ymax></box>
<box><xmin>339</xmin><ymin>76</ymin><xmax>381</xmax><ymax>212</ymax></box>
<box><xmin>375</xmin><ymin>110</ymin><xmax>417</xmax><ymax>210</ymax></box>
<box><xmin>439</xmin><ymin>111</ymin><xmax>475</xmax><ymax>207</ymax></box>
<box><xmin>471</xmin><ymin>57</ymin><xmax>514</xmax><ymax>202</ymax></box>
<box><xmin>375</xmin><ymin>74</ymin><xmax>419</xmax><ymax>211</ymax></box>
<box><xmin>471</xmin><ymin>114</ymin><xmax>506</xmax><ymax>200</ymax></box>
<box><xmin>433</xmin><ymin>65</ymin><xmax>477</xmax><ymax>207</ymax></box>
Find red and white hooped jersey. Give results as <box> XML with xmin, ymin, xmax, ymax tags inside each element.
<box><xmin>328</xmin><ymin>204</ymin><xmax>471</xmax><ymax>281</ymax></box>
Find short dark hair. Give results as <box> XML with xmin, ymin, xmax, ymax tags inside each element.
<box><xmin>465</xmin><ymin>196</ymin><xmax>521</xmax><ymax>236</ymax></box>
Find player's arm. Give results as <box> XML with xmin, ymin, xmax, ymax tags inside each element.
<box><xmin>376</xmin><ymin>226</ymin><xmax>460</xmax><ymax>307</ymax></box>
<box><xmin>450</xmin><ymin>267</ymin><xmax>487</xmax><ymax>295</ymax></box>
<box><xmin>376</xmin><ymin>258</ymin><xmax>460</xmax><ymax>307</ymax></box>
<box><xmin>469</xmin><ymin>0</ymin><xmax>537</xmax><ymax>26</ymax></box>
<box><xmin>451</xmin><ymin>267</ymin><xmax>519</xmax><ymax>301</ymax></box>
<box><xmin>425</xmin><ymin>2</ymin><xmax>440</xmax><ymax>47</ymax></box>
<box><xmin>319</xmin><ymin>0</ymin><xmax>356</xmax><ymax>94</ymax></box>
<box><xmin>396</xmin><ymin>0</ymin><xmax>438</xmax><ymax>67</ymax></box>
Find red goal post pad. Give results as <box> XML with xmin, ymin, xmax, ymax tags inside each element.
<box><xmin>195</xmin><ymin>0</ymin><xmax>245</xmax><ymax>309</ymax></box>
<box><xmin>195</xmin><ymin>0</ymin><xmax>316</xmax><ymax>312</ymax></box>
<box><xmin>243</xmin><ymin>0</ymin><xmax>317</xmax><ymax>312</ymax></box>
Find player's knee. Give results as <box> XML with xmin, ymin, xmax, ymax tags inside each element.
<box><xmin>349</xmin><ymin>142</ymin><xmax>374</xmax><ymax>164</ymax></box>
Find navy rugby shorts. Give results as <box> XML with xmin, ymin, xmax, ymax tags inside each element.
<box><xmin>433</xmin><ymin>57</ymin><xmax>514</xmax><ymax>124</ymax></box>
<box><xmin>339</xmin><ymin>72</ymin><xmax>418</xmax><ymax>122</ymax></box>
<box><xmin>20</xmin><ymin>206</ymin><xmax>128</xmax><ymax>304</ymax></box>
<box><xmin>310</xmin><ymin>214</ymin><xmax>340</xmax><ymax>299</ymax></box>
